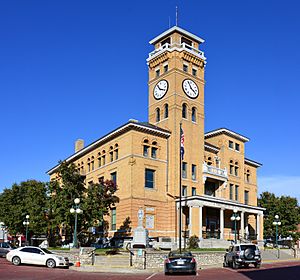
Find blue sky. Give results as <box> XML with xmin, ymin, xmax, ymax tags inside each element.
<box><xmin>0</xmin><ymin>0</ymin><xmax>299</xmax><ymax>201</ymax></box>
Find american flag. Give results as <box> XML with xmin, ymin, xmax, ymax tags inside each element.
<box><xmin>180</xmin><ymin>127</ymin><xmax>184</xmax><ymax>160</ymax></box>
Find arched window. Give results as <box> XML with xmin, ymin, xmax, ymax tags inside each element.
<box><xmin>192</xmin><ymin>107</ymin><xmax>196</xmax><ymax>122</ymax></box>
<box><xmin>110</xmin><ymin>146</ymin><xmax>114</xmax><ymax>162</ymax></box>
<box><xmin>229</xmin><ymin>160</ymin><xmax>234</xmax><ymax>174</ymax></box>
<box><xmin>245</xmin><ymin>169</ymin><xmax>250</xmax><ymax>183</ymax></box>
<box><xmin>207</xmin><ymin>156</ymin><xmax>213</xmax><ymax>165</ymax></box>
<box><xmin>156</xmin><ymin>108</ymin><xmax>160</xmax><ymax>122</ymax></box>
<box><xmin>98</xmin><ymin>152</ymin><xmax>101</xmax><ymax>167</ymax></box>
<box><xmin>234</xmin><ymin>161</ymin><xmax>239</xmax><ymax>176</ymax></box>
<box><xmin>87</xmin><ymin>158</ymin><xmax>91</xmax><ymax>172</ymax></box>
<box><xmin>151</xmin><ymin>141</ymin><xmax>158</xmax><ymax>159</ymax></box>
<box><xmin>143</xmin><ymin>139</ymin><xmax>149</xmax><ymax>157</ymax></box>
<box><xmin>102</xmin><ymin>150</ymin><xmax>106</xmax><ymax>165</ymax></box>
<box><xmin>164</xmin><ymin>104</ymin><xmax>169</xmax><ymax>119</ymax></box>
<box><xmin>182</xmin><ymin>103</ymin><xmax>187</xmax><ymax>119</ymax></box>
<box><xmin>114</xmin><ymin>144</ymin><xmax>119</xmax><ymax>160</ymax></box>
<box><xmin>91</xmin><ymin>156</ymin><xmax>95</xmax><ymax>171</ymax></box>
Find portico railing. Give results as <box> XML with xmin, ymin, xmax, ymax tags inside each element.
<box><xmin>203</xmin><ymin>163</ymin><xmax>228</xmax><ymax>179</ymax></box>
<box><xmin>147</xmin><ymin>42</ymin><xmax>206</xmax><ymax>61</ymax></box>
<box><xmin>202</xmin><ymin>230</ymin><xmax>221</xmax><ymax>239</ymax></box>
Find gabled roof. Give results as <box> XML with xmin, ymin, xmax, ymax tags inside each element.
<box><xmin>149</xmin><ymin>26</ymin><xmax>205</xmax><ymax>45</ymax></box>
<box><xmin>205</xmin><ymin>128</ymin><xmax>249</xmax><ymax>143</ymax></box>
<box><xmin>47</xmin><ymin>120</ymin><xmax>171</xmax><ymax>175</ymax></box>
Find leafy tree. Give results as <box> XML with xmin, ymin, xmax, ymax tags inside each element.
<box><xmin>0</xmin><ymin>180</ymin><xmax>48</xmax><ymax>242</ymax></box>
<box><xmin>48</xmin><ymin>161</ymin><xmax>119</xmax><ymax>246</ymax></box>
<box><xmin>188</xmin><ymin>235</ymin><xmax>199</xmax><ymax>249</ymax></box>
<box><xmin>114</xmin><ymin>217</ymin><xmax>131</xmax><ymax>238</ymax></box>
<box><xmin>258</xmin><ymin>192</ymin><xmax>300</xmax><ymax>241</ymax></box>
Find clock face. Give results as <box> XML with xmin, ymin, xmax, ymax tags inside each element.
<box><xmin>153</xmin><ymin>80</ymin><xmax>168</xmax><ymax>100</ymax></box>
<box><xmin>182</xmin><ymin>79</ymin><xmax>199</xmax><ymax>99</ymax></box>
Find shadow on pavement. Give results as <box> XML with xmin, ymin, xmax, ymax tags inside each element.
<box><xmin>238</xmin><ymin>265</ymin><xmax>300</xmax><ymax>280</ymax></box>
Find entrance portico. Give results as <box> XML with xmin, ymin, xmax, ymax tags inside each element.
<box><xmin>177</xmin><ymin>195</ymin><xmax>264</xmax><ymax>243</ymax></box>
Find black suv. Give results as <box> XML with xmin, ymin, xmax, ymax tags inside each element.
<box><xmin>223</xmin><ymin>243</ymin><xmax>261</xmax><ymax>269</ymax></box>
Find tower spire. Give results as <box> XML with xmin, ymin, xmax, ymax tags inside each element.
<box><xmin>176</xmin><ymin>6</ymin><xmax>178</xmax><ymax>26</ymax></box>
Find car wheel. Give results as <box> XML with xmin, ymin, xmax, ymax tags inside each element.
<box><xmin>244</xmin><ymin>264</ymin><xmax>249</xmax><ymax>268</ymax></box>
<box><xmin>232</xmin><ymin>260</ymin><xmax>239</xmax><ymax>269</ymax></box>
<box><xmin>46</xmin><ymin>258</ymin><xmax>56</xmax><ymax>268</ymax></box>
<box><xmin>254</xmin><ymin>263</ymin><xmax>261</xmax><ymax>269</ymax></box>
<box><xmin>12</xmin><ymin>256</ymin><xmax>21</xmax><ymax>266</ymax></box>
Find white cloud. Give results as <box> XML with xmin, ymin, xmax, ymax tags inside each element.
<box><xmin>258</xmin><ymin>176</ymin><xmax>300</xmax><ymax>202</ymax></box>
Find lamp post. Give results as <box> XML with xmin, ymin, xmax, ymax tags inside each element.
<box><xmin>23</xmin><ymin>215</ymin><xmax>30</xmax><ymax>246</ymax></box>
<box><xmin>0</xmin><ymin>222</ymin><xmax>5</xmax><ymax>242</ymax></box>
<box><xmin>272</xmin><ymin>214</ymin><xmax>281</xmax><ymax>258</ymax></box>
<box><xmin>70</xmin><ymin>198</ymin><xmax>83</xmax><ymax>248</ymax></box>
<box><xmin>230</xmin><ymin>209</ymin><xmax>241</xmax><ymax>244</ymax></box>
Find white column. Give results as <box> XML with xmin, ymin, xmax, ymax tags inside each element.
<box><xmin>245</xmin><ymin>214</ymin><xmax>249</xmax><ymax>238</ymax></box>
<box><xmin>189</xmin><ymin>206</ymin><xmax>193</xmax><ymax>236</ymax></box>
<box><xmin>241</xmin><ymin>211</ymin><xmax>245</xmax><ymax>239</ymax></box>
<box><xmin>256</xmin><ymin>214</ymin><xmax>261</xmax><ymax>240</ymax></box>
<box><xmin>199</xmin><ymin>205</ymin><xmax>203</xmax><ymax>240</ymax></box>
<box><xmin>220</xmin><ymin>208</ymin><xmax>224</xmax><ymax>239</ymax></box>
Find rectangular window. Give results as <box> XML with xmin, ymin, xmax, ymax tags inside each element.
<box><xmin>164</xmin><ymin>64</ymin><xmax>168</xmax><ymax>73</ymax></box>
<box><xmin>192</xmin><ymin>164</ymin><xmax>197</xmax><ymax>180</ymax></box>
<box><xmin>235</xmin><ymin>185</ymin><xmax>239</xmax><ymax>201</ymax></box>
<box><xmin>87</xmin><ymin>163</ymin><xmax>91</xmax><ymax>172</ymax></box>
<box><xmin>234</xmin><ymin>166</ymin><xmax>239</xmax><ymax>176</ymax></box>
<box><xmin>102</xmin><ymin>155</ymin><xmax>105</xmax><ymax>165</ymax></box>
<box><xmin>151</xmin><ymin>147</ymin><xmax>157</xmax><ymax>159</ymax></box>
<box><xmin>192</xmin><ymin>68</ymin><xmax>197</xmax><ymax>77</ymax></box>
<box><xmin>145</xmin><ymin>169</ymin><xmax>155</xmax><ymax>188</ymax></box>
<box><xmin>98</xmin><ymin>157</ymin><xmax>101</xmax><ymax>167</ymax></box>
<box><xmin>156</xmin><ymin>69</ymin><xmax>160</xmax><ymax>77</ymax></box>
<box><xmin>110</xmin><ymin>151</ymin><xmax>113</xmax><ymax>162</ymax></box>
<box><xmin>229</xmin><ymin>184</ymin><xmax>234</xmax><ymax>200</ymax></box>
<box><xmin>115</xmin><ymin>149</ymin><xmax>118</xmax><ymax>160</ymax></box>
<box><xmin>244</xmin><ymin>190</ymin><xmax>249</xmax><ymax>205</ymax></box>
<box><xmin>183</xmin><ymin>64</ymin><xmax>188</xmax><ymax>72</ymax></box>
<box><xmin>230</xmin><ymin>165</ymin><xmax>234</xmax><ymax>175</ymax></box>
<box><xmin>143</xmin><ymin>146</ymin><xmax>149</xmax><ymax>157</ymax></box>
<box><xmin>229</xmin><ymin>140</ymin><xmax>234</xmax><ymax>149</ymax></box>
<box><xmin>192</xmin><ymin>187</ymin><xmax>196</xmax><ymax>196</ymax></box>
<box><xmin>182</xmin><ymin>162</ymin><xmax>187</xmax><ymax>178</ymax></box>
<box><xmin>91</xmin><ymin>161</ymin><xmax>94</xmax><ymax>170</ymax></box>
<box><xmin>111</xmin><ymin>208</ymin><xmax>116</xmax><ymax>230</ymax></box>
<box><xmin>182</xmin><ymin>186</ymin><xmax>187</xmax><ymax>197</ymax></box>
<box><xmin>235</xmin><ymin>143</ymin><xmax>240</xmax><ymax>152</ymax></box>
<box><xmin>111</xmin><ymin>172</ymin><xmax>117</xmax><ymax>186</ymax></box>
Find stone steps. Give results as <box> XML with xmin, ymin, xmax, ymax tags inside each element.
<box><xmin>94</xmin><ymin>254</ymin><xmax>131</xmax><ymax>268</ymax></box>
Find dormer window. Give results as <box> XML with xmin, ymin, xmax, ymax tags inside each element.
<box><xmin>156</xmin><ymin>69</ymin><xmax>160</xmax><ymax>77</ymax></box>
<box><xmin>164</xmin><ymin>64</ymin><xmax>168</xmax><ymax>73</ymax></box>
<box><xmin>181</xmin><ymin>37</ymin><xmax>192</xmax><ymax>46</ymax></box>
<box><xmin>161</xmin><ymin>37</ymin><xmax>171</xmax><ymax>46</ymax></box>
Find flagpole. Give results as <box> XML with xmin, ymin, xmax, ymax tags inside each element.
<box><xmin>179</xmin><ymin>122</ymin><xmax>182</xmax><ymax>253</ymax></box>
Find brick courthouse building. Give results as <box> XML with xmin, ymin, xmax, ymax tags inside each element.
<box><xmin>48</xmin><ymin>26</ymin><xmax>264</xmax><ymax>247</ymax></box>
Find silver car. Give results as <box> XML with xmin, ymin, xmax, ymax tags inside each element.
<box><xmin>6</xmin><ymin>246</ymin><xmax>69</xmax><ymax>268</ymax></box>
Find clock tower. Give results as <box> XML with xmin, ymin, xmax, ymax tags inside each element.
<box><xmin>147</xmin><ymin>26</ymin><xmax>206</xmax><ymax>200</ymax></box>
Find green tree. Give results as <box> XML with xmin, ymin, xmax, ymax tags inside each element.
<box><xmin>0</xmin><ymin>180</ymin><xmax>48</xmax><ymax>243</ymax></box>
<box><xmin>258</xmin><ymin>192</ymin><xmax>300</xmax><ymax>241</ymax></box>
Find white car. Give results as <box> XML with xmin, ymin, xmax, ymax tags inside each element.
<box><xmin>6</xmin><ymin>246</ymin><xmax>69</xmax><ymax>268</ymax></box>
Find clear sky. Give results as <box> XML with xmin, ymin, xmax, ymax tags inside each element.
<box><xmin>1</xmin><ymin>0</ymin><xmax>299</xmax><ymax>201</ymax></box>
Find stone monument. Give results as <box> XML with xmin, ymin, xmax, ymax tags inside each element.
<box><xmin>132</xmin><ymin>208</ymin><xmax>148</xmax><ymax>248</ymax></box>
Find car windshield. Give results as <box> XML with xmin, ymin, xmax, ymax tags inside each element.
<box><xmin>40</xmin><ymin>248</ymin><xmax>53</xmax><ymax>254</ymax></box>
<box><xmin>169</xmin><ymin>251</ymin><xmax>192</xmax><ymax>257</ymax></box>
<box><xmin>240</xmin><ymin>245</ymin><xmax>256</xmax><ymax>251</ymax></box>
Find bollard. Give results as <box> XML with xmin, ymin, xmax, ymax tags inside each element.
<box><xmin>75</xmin><ymin>256</ymin><xmax>81</xmax><ymax>267</ymax></box>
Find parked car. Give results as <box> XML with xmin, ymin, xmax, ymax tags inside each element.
<box><xmin>164</xmin><ymin>251</ymin><xmax>197</xmax><ymax>275</ymax></box>
<box><xmin>223</xmin><ymin>243</ymin><xmax>261</xmax><ymax>269</ymax></box>
<box><xmin>0</xmin><ymin>242</ymin><xmax>15</xmax><ymax>258</ymax></box>
<box><xmin>6</xmin><ymin>246</ymin><xmax>69</xmax><ymax>268</ymax></box>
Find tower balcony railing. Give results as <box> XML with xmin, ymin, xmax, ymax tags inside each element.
<box><xmin>202</xmin><ymin>163</ymin><xmax>228</xmax><ymax>180</ymax></box>
<box><xmin>147</xmin><ymin>42</ymin><xmax>206</xmax><ymax>62</ymax></box>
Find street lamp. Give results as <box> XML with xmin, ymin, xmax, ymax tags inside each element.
<box><xmin>70</xmin><ymin>198</ymin><xmax>83</xmax><ymax>248</ymax></box>
<box><xmin>0</xmin><ymin>222</ymin><xmax>5</xmax><ymax>242</ymax></box>
<box><xmin>231</xmin><ymin>209</ymin><xmax>241</xmax><ymax>244</ymax></box>
<box><xmin>272</xmin><ymin>214</ymin><xmax>281</xmax><ymax>258</ymax></box>
<box><xmin>23</xmin><ymin>215</ymin><xmax>30</xmax><ymax>246</ymax></box>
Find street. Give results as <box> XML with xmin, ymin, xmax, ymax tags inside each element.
<box><xmin>1</xmin><ymin>258</ymin><xmax>300</xmax><ymax>280</ymax></box>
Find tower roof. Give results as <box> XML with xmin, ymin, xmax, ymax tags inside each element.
<box><xmin>149</xmin><ymin>26</ymin><xmax>205</xmax><ymax>45</ymax></box>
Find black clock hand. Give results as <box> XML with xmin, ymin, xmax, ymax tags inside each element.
<box><xmin>187</xmin><ymin>81</ymin><xmax>196</xmax><ymax>94</ymax></box>
<box><xmin>157</xmin><ymin>85</ymin><xmax>163</xmax><ymax>90</ymax></box>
